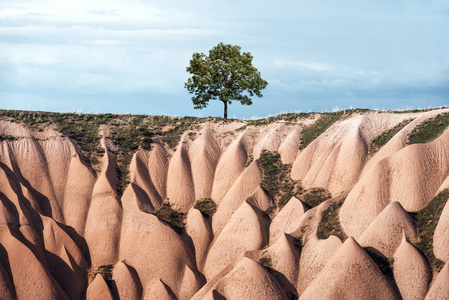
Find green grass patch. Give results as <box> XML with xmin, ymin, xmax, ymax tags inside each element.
<box><xmin>299</xmin><ymin>109</ymin><xmax>372</xmax><ymax>150</ymax></box>
<box><xmin>407</xmin><ymin>113</ymin><xmax>449</xmax><ymax>145</ymax></box>
<box><xmin>259</xmin><ymin>150</ymin><xmax>302</xmax><ymax>207</ymax></box>
<box><xmin>91</xmin><ymin>264</ymin><xmax>113</xmax><ymax>282</ymax></box>
<box><xmin>245</xmin><ymin>154</ymin><xmax>254</xmax><ymax>167</ymax></box>
<box><xmin>258</xmin><ymin>256</ymin><xmax>273</xmax><ymax>271</ymax></box>
<box><xmin>299</xmin><ymin>112</ymin><xmax>343</xmax><ymax>149</ymax></box>
<box><xmin>369</xmin><ymin>119</ymin><xmax>414</xmax><ymax>154</ymax></box>
<box><xmin>246</xmin><ymin>112</ymin><xmax>310</xmax><ymax>126</ymax></box>
<box><xmin>317</xmin><ymin>197</ymin><xmax>347</xmax><ymax>242</ymax></box>
<box><xmin>151</xmin><ymin>202</ymin><xmax>186</xmax><ymax>233</ymax></box>
<box><xmin>194</xmin><ymin>198</ymin><xmax>217</xmax><ymax>218</ymax></box>
<box><xmin>302</xmin><ymin>187</ymin><xmax>332</xmax><ymax>208</ymax></box>
<box><xmin>412</xmin><ymin>189</ymin><xmax>449</xmax><ymax>272</ymax></box>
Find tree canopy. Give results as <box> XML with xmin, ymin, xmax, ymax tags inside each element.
<box><xmin>185</xmin><ymin>43</ymin><xmax>268</xmax><ymax>119</ymax></box>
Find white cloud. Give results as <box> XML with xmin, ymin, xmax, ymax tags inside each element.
<box><xmin>274</xmin><ymin>60</ymin><xmax>335</xmax><ymax>71</ymax></box>
<box><xmin>0</xmin><ymin>0</ymin><xmax>447</xmax><ymax>117</ymax></box>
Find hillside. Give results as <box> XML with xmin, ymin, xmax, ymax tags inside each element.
<box><xmin>0</xmin><ymin>108</ymin><xmax>449</xmax><ymax>299</ymax></box>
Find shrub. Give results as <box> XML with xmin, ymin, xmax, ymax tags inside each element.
<box><xmin>194</xmin><ymin>198</ymin><xmax>217</xmax><ymax>218</ymax></box>
<box><xmin>91</xmin><ymin>264</ymin><xmax>113</xmax><ymax>282</ymax></box>
<box><xmin>369</xmin><ymin>119</ymin><xmax>414</xmax><ymax>154</ymax></box>
<box><xmin>259</xmin><ymin>150</ymin><xmax>302</xmax><ymax>207</ymax></box>
<box><xmin>299</xmin><ymin>112</ymin><xmax>343</xmax><ymax>149</ymax></box>
<box><xmin>412</xmin><ymin>189</ymin><xmax>449</xmax><ymax>272</ymax></box>
<box><xmin>299</xmin><ymin>109</ymin><xmax>372</xmax><ymax>150</ymax></box>
<box><xmin>301</xmin><ymin>187</ymin><xmax>332</xmax><ymax>208</ymax></box>
<box><xmin>151</xmin><ymin>202</ymin><xmax>185</xmax><ymax>233</ymax></box>
<box><xmin>258</xmin><ymin>256</ymin><xmax>272</xmax><ymax>271</ymax></box>
<box><xmin>408</xmin><ymin>113</ymin><xmax>449</xmax><ymax>145</ymax></box>
<box><xmin>317</xmin><ymin>197</ymin><xmax>347</xmax><ymax>242</ymax></box>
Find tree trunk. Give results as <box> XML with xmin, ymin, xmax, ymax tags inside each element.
<box><xmin>223</xmin><ymin>101</ymin><xmax>228</xmax><ymax>119</ymax></box>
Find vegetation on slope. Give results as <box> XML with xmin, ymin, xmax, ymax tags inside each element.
<box><xmin>369</xmin><ymin>119</ymin><xmax>414</xmax><ymax>154</ymax></box>
<box><xmin>194</xmin><ymin>198</ymin><xmax>217</xmax><ymax>218</ymax></box>
<box><xmin>91</xmin><ymin>264</ymin><xmax>113</xmax><ymax>283</ymax></box>
<box><xmin>301</xmin><ymin>188</ymin><xmax>332</xmax><ymax>208</ymax></box>
<box><xmin>151</xmin><ymin>202</ymin><xmax>185</xmax><ymax>233</ymax></box>
<box><xmin>298</xmin><ymin>109</ymin><xmax>368</xmax><ymax>150</ymax></box>
<box><xmin>317</xmin><ymin>197</ymin><xmax>347</xmax><ymax>242</ymax></box>
<box><xmin>246</xmin><ymin>112</ymin><xmax>309</xmax><ymax>126</ymax></box>
<box><xmin>258</xmin><ymin>255</ymin><xmax>273</xmax><ymax>271</ymax></box>
<box><xmin>407</xmin><ymin>113</ymin><xmax>449</xmax><ymax>144</ymax></box>
<box><xmin>412</xmin><ymin>189</ymin><xmax>449</xmax><ymax>272</ymax></box>
<box><xmin>0</xmin><ymin>134</ymin><xmax>19</xmax><ymax>141</ymax></box>
<box><xmin>259</xmin><ymin>150</ymin><xmax>302</xmax><ymax>208</ymax></box>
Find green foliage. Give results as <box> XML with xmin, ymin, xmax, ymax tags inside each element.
<box><xmin>364</xmin><ymin>248</ymin><xmax>395</xmax><ymax>281</ymax></box>
<box><xmin>317</xmin><ymin>197</ymin><xmax>347</xmax><ymax>242</ymax></box>
<box><xmin>369</xmin><ymin>119</ymin><xmax>414</xmax><ymax>154</ymax></box>
<box><xmin>258</xmin><ymin>256</ymin><xmax>272</xmax><ymax>271</ymax></box>
<box><xmin>245</xmin><ymin>154</ymin><xmax>254</xmax><ymax>167</ymax></box>
<box><xmin>301</xmin><ymin>188</ymin><xmax>332</xmax><ymax>208</ymax></box>
<box><xmin>412</xmin><ymin>189</ymin><xmax>449</xmax><ymax>272</ymax></box>
<box><xmin>194</xmin><ymin>198</ymin><xmax>217</xmax><ymax>218</ymax></box>
<box><xmin>151</xmin><ymin>202</ymin><xmax>186</xmax><ymax>233</ymax></box>
<box><xmin>299</xmin><ymin>112</ymin><xmax>345</xmax><ymax>149</ymax></box>
<box><xmin>408</xmin><ymin>113</ymin><xmax>449</xmax><ymax>144</ymax></box>
<box><xmin>259</xmin><ymin>150</ymin><xmax>302</xmax><ymax>207</ymax></box>
<box><xmin>185</xmin><ymin>42</ymin><xmax>268</xmax><ymax>119</ymax></box>
<box><xmin>299</xmin><ymin>109</ymin><xmax>371</xmax><ymax>150</ymax></box>
<box><xmin>108</xmin><ymin>118</ymin><xmax>155</xmax><ymax>196</ymax></box>
<box><xmin>245</xmin><ymin>112</ymin><xmax>310</xmax><ymax>126</ymax></box>
<box><xmin>91</xmin><ymin>264</ymin><xmax>113</xmax><ymax>282</ymax></box>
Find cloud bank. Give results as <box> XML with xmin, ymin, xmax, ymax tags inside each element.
<box><xmin>0</xmin><ymin>0</ymin><xmax>448</xmax><ymax>117</ymax></box>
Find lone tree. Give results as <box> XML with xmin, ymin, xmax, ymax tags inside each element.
<box><xmin>185</xmin><ymin>43</ymin><xmax>268</xmax><ymax>119</ymax></box>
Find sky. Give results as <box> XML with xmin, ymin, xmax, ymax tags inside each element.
<box><xmin>0</xmin><ymin>0</ymin><xmax>448</xmax><ymax>118</ymax></box>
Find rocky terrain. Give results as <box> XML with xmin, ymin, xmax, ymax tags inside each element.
<box><xmin>0</xmin><ymin>108</ymin><xmax>448</xmax><ymax>299</ymax></box>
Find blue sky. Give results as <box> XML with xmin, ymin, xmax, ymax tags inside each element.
<box><xmin>0</xmin><ymin>0</ymin><xmax>448</xmax><ymax>118</ymax></box>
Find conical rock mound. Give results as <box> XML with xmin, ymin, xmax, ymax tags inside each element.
<box><xmin>263</xmin><ymin>233</ymin><xmax>300</xmax><ymax>298</ymax></box>
<box><xmin>84</xmin><ymin>150</ymin><xmax>122</xmax><ymax>267</ymax></box>
<box><xmin>358</xmin><ymin>201</ymin><xmax>417</xmax><ymax>257</ymax></box>
<box><xmin>393</xmin><ymin>234</ymin><xmax>431</xmax><ymax>300</ymax></box>
<box><xmin>270</xmin><ymin>196</ymin><xmax>307</xmax><ymax>243</ymax></box>
<box><xmin>189</xmin><ymin>127</ymin><xmax>220</xmax><ymax>200</ymax></box>
<box><xmin>296</xmin><ymin>236</ymin><xmax>342</xmax><ymax>296</ymax></box>
<box><xmin>166</xmin><ymin>135</ymin><xmax>195</xmax><ymax>211</ymax></box>
<box><xmin>185</xmin><ymin>207</ymin><xmax>213</xmax><ymax>272</ymax></box>
<box><xmin>211</xmin><ymin>134</ymin><xmax>248</xmax><ymax>203</ymax></box>
<box><xmin>278</xmin><ymin>126</ymin><xmax>301</xmax><ymax>164</ymax></box>
<box><xmin>204</xmin><ymin>201</ymin><xmax>269</xmax><ymax>280</ymax></box>
<box><xmin>112</xmin><ymin>260</ymin><xmax>142</xmax><ymax>300</ymax></box>
<box><xmin>212</xmin><ymin>160</ymin><xmax>262</xmax><ymax>235</ymax></box>
<box><xmin>86</xmin><ymin>274</ymin><xmax>114</xmax><ymax>300</ymax></box>
<box><xmin>299</xmin><ymin>237</ymin><xmax>399</xmax><ymax>300</ymax></box>
<box><xmin>197</xmin><ymin>257</ymin><xmax>287</xmax><ymax>300</ymax></box>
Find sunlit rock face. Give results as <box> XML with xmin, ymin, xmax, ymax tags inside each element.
<box><xmin>0</xmin><ymin>108</ymin><xmax>448</xmax><ymax>299</ymax></box>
